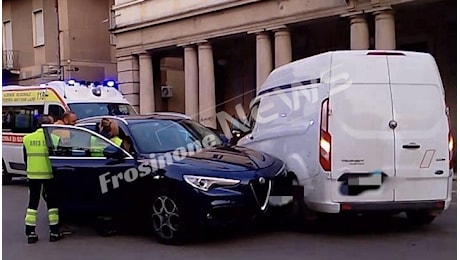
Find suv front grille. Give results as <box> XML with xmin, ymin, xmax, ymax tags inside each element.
<box><xmin>250</xmin><ymin>179</ymin><xmax>272</xmax><ymax>211</ymax></box>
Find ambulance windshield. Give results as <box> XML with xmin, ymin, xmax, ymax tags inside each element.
<box><xmin>68</xmin><ymin>103</ymin><xmax>138</xmax><ymax>119</ymax></box>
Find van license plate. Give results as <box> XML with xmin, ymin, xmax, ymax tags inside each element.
<box><xmin>348</xmin><ymin>174</ymin><xmax>382</xmax><ymax>186</ymax></box>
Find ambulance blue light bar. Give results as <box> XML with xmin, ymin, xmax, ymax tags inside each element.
<box><xmin>103</xmin><ymin>80</ymin><xmax>118</xmax><ymax>89</ymax></box>
<box><xmin>67</xmin><ymin>79</ymin><xmax>76</xmax><ymax>86</ymax></box>
<box><xmin>65</xmin><ymin>79</ymin><xmax>118</xmax><ymax>89</ymax></box>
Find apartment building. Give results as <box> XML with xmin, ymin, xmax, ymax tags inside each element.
<box><xmin>2</xmin><ymin>0</ymin><xmax>117</xmax><ymax>85</ymax></box>
<box><xmin>111</xmin><ymin>0</ymin><xmax>456</xmax><ymax>137</ymax></box>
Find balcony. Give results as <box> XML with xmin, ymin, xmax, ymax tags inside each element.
<box><xmin>2</xmin><ymin>50</ymin><xmax>19</xmax><ymax>70</ymax></box>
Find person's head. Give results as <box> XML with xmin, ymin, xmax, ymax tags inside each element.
<box><xmin>62</xmin><ymin>111</ymin><xmax>77</xmax><ymax>125</ymax></box>
<box><xmin>37</xmin><ymin>115</ymin><xmax>54</xmax><ymax>128</ymax></box>
<box><xmin>99</xmin><ymin>118</ymin><xmax>119</xmax><ymax>139</ymax></box>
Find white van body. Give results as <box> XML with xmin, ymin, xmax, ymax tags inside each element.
<box><xmin>238</xmin><ymin>50</ymin><xmax>454</xmax><ymax>221</ymax></box>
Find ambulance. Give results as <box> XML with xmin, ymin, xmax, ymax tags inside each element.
<box><xmin>2</xmin><ymin>80</ymin><xmax>138</xmax><ymax>184</ymax></box>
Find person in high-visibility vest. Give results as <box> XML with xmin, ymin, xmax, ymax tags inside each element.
<box><xmin>90</xmin><ymin>118</ymin><xmax>123</xmax><ymax>157</ymax></box>
<box><xmin>22</xmin><ymin>115</ymin><xmax>64</xmax><ymax>243</ymax></box>
<box><xmin>99</xmin><ymin>118</ymin><xmax>123</xmax><ymax>146</ymax></box>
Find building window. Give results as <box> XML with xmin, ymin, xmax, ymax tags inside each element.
<box><xmin>3</xmin><ymin>20</ymin><xmax>13</xmax><ymax>50</ymax></box>
<box><xmin>3</xmin><ymin>20</ymin><xmax>14</xmax><ymax>68</ymax></box>
<box><xmin>33</xmin><ymin>9</ymin><xmax>45</xmax><ymax>46</ymax></box>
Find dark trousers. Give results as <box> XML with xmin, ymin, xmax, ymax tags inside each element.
<box><xmin>25</xmin><ymin>179</ymin><xmax>60</xmax><ymax>235</ymax></box>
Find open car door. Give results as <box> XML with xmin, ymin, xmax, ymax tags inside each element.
<box><xmin>41</xmin><ymin>124</ymin><xmax>137</xmax><ymax>217</ymax></box>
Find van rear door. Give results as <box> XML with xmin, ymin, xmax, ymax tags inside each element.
<box><xmin>387</xmin><ymin>53</ymin><xmax>450</xmax><ymax>201</ymax></box>
<box><xmin>328</xmin><ymin>52</ymin><xmax>395</xmax><ymax>202</ymax></box>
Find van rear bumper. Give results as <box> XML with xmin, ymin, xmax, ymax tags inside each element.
<box><xmin>307</xmin><ymin>200</ymin><xmax>449</xmax><ymax>214</ymax></box>
<box><xmin>338</xmin><ymin>201</ymin><xmax>446</xmax><ymax>212</ymax></box>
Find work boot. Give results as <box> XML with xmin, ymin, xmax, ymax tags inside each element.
<box><xmin>49</xmin><ymin>231</ymin><xmax>64</xmax><ymax>242</ymax></box>
<box><xmin>27</xmin><ymin>232</ymin><xmax>39</xmax><ymax>244</ymax></box>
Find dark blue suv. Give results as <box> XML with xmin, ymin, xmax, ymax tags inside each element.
<box><xmin>41</xmin><ymin>113</ymin><xmax>294</xmax><ymax>244</ymax></box>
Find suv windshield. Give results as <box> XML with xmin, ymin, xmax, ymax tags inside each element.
<box><xmin>128</xmin><ymin>119</ymin><xmax>222</xmax><ymax>154</ymax></box>
<box><xmin>68</xmin><ymin>103</ymin><xmax>138</xmax><ymax>119</ymax></box>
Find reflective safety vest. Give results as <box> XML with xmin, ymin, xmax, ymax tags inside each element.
<box><xmin>90</xmin><ymin>136</ymin><xmax>122</xmax><ymax>157</ymax></box>
<box><xmin>23</xmin><ymin>129</ymin><xmax>53</xmax><ymax>179</ymax></box>
<box><xmin>110</xmin><ymin>136</ymin><xmax>123</xmax><ymax>146</ymax></box>
<box><xmin>50</xmin><ymin>134</ymin><xmax>60</xmax><ymax>148</ymax></box>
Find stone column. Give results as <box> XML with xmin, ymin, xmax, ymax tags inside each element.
<box><xmin>197</xmin><ymin>41</ymin><xmax>217</xmax><ymax>129</ymax></box>
<box><xmin>374</xmin><ymin>9</ymin><xmax>396</xmax><ymax>50</ymax></box>
<box><xmin>138</xmin><ymin>52</ymin><xmax>155</xmax><ymax>114</ymax></box>
<box><xmin>117</xmin><ymin>55</ymin><xmax>140</xmax><ymax>113</ymax></box>
<box><xmin>255</xmin><ymin>31</ymin><xmax>273</xmax><ymax>90</ymax></box>
<box><xmin>273</xmin><ymin>26</ymin><xmax>292</xmax><ymax>68</ymax></box>
<box><xmin>349</xmin><ymin>14</ymin><xmax>369</xmax><ymax>50</ymax></box>
<box><xmin>183</xmin><ymin>45</ymin><xmax>199</xmax><ymax>121</ymax></box>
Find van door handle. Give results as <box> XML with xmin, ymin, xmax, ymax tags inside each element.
<box><xmin>402</xmin><ymin>144</ymin><xmax>421</xmax><ymax>149</ymax></box>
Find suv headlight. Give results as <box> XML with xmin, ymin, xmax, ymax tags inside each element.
<box><xmin>183</xmin><ymin>175</ymin><xmax>241</xmax><ymax>191</ymax></box>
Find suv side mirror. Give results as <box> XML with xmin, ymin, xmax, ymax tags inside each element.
<box><xmin>103</xmin><ymin>145</ymin><xmax>125</xmax><ymax>160</ymax></box>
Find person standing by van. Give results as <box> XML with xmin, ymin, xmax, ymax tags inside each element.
<box><xmin>23</xmin><ymin>115</ymin><xmax>64</xmax><ymax>243</ymax></box>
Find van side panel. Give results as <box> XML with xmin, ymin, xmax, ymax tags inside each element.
<box><xmin>328</xmin><ymin>54</ymin><xmax>395</xmax><ymax>202</ymax></box>
<box><xmin>388</xmin><ymin>55</ymin><xmax>450</xmax><ymax>201</ymax></box>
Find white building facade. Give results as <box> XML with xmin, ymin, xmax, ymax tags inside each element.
<box><xmin>111</xmin><ymin>0</ymin><xmax>456</xmax><ymax>137</ymax></box>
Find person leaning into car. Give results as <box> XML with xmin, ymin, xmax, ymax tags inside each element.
<box><xmin>90</xmin><ymin>118</ymin><xmax>123</xmax><ymax>156</ymax></box>
<box><xmin>22</xmin><ymin>115</ymin><xmax>64</xmax><ymax>244</ymax></box>
<box><xmin>99</xmin><ymin>118</ymin><xmax>123</xmax><ymax>146</ymax></box>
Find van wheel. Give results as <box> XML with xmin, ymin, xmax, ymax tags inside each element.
<box><xmin>2</xmin><ymin>160</ymin><xmax>12</xmax><ymax>185</ymax></box>
<box><xmin>150</xmin><ymin>189</ymin><xmax>189</xmax><ymax>245</ymax></box>
<box><xmin>406</xmin><ymin>210</ymin><xmax>437</xmax><ymax>225</ymax></box>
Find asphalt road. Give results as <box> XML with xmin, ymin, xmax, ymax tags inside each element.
<box><xmin>3</xmin><ymin>179</ymin><xmax>457</xmax><ymax>260</ymax></box>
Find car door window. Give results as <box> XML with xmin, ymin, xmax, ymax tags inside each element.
<box><xmin>76</xmin><ymin>123</ymin><xmax>98</xmax><ymax>133</ymax></box>
<box><xmin>43</xmin><ymin>126</ymin><xmax>115</xmax><ymax>158</ymax></box>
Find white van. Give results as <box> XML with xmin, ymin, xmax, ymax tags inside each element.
<box><xmin>237</xmin><ymin>50</ymin><xmax>454</xmax><ymax>225</ymax></box>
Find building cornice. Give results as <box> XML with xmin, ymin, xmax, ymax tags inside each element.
<box><xmin>112</xmin><ymin>0</ymin><xmax>262</xmax><ymax>34</ymax></box>
<box><xmin>114</xmin><ymin>0</ymin><xmax>426</xmax><ymax>57</ymax></box>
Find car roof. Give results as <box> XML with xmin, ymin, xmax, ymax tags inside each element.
<box><xmin>76</xmin><ymin>112</ymin><xmax>191</xmax><ymax>125</ymax></box>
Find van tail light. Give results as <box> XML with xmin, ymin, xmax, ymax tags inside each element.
<box><xmin>320</xmin><ymin>98</ymin><xmax>331</xmax><ymax>171</ymax></box>
<box><xmin>448</xmin><ymin>132</ymin><xmax>454</xmax><ymax>170</ymax></box>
